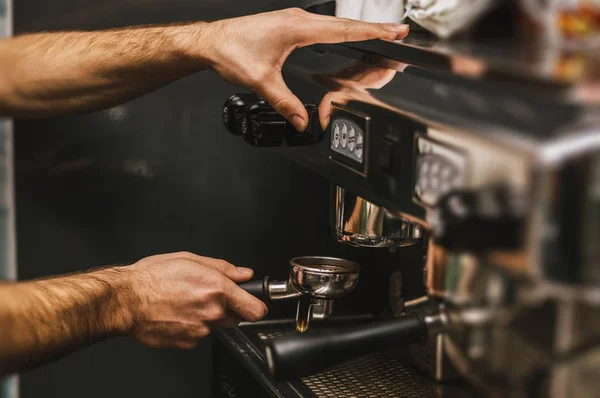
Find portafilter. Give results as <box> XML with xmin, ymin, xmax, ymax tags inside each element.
<box><xmin>239</xmin><ymin>256</ymin><xmax>360</xmax><ymax>332</ymax></box>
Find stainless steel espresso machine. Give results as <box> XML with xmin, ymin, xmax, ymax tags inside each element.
<box><xmin>214</xmin><ymin>2</ymin><xmax>600</xmax><ymax>397</ymax></box>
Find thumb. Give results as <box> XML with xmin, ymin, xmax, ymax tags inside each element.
<box><xmin>256</xmin><ymin>73</ymin><xmax>309</xmax><ymax>132</ymax></box>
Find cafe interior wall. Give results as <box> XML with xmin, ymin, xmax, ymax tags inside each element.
<box><xmin>12</xmin><ymin>1</ymin><xmax>337</xmax><ymax>397</ymax></box>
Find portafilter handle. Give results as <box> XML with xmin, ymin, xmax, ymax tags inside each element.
<box><xmin>264</xmin><ymin>315</ymin><xmax>427</xmax><ymax>380</ymax></box>
<box><xmin>238</xmin><ymin>276</ymin><xmax>271</xmax><ymax>304</ymax></box>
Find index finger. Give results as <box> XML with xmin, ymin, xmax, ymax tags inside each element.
<box><xmin>299</xmin><ymin>18</ymin><xmax>409</xmax><ymax>46</ymax></box>
<box><xmin>225</xmin><ymin>281</ymin><xmax>269</xmax><ymax>322</ymax></box>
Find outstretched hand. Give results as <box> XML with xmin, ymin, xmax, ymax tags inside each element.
<box><xmin>202</xmin><ymin>8</ymin><xmax>409</xmax><ymax>131</ymax></box>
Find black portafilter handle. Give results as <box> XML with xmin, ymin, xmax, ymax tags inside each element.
<box><xmin>238</xmin><ymin>276</ymin><xmax>271</xmax><ymax>304</ymax></box>
<box><xmin>264</xmin><ymin>315</ymin><xmax>427</xmax><ymax>380</ymax></box>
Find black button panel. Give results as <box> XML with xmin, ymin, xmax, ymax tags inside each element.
<box><xmin>413</xmin><ymin>135</ymin><xmax>467</xmax><ymax>207</ymax></box>
<box><xmin>329</xmin><ymin>104</ymin><xmax>369</xmax><ymax>176</ymax></box>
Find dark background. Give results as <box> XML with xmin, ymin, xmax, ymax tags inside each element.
<box><xmin>13</xmin><ymin>1</ymin><xmax>332</xmax><ymax>397</ymax></box>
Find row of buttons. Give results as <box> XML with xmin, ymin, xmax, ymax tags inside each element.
<box><xmin>414</xmin><ymin>136</ymin><xmax>466</xmax><ymax>207</ymax></box>
<box><xmin>417</xmin><ymin>156</ymin><xmax>461</xmax><ymax>193</ymax></box>
<box><xmin>332</xmin><ymin>121</ymin><xmax>363</xmax><ymax>160</ymax></box>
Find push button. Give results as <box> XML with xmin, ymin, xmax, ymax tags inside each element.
<box><xmin>355</xmin><ymin>133</ymin><xmax>364</xmax><ymax>160</ymax></box>
<box><xmin>332</xmin><ymin>124</ymin><xmax>340</xmax><ymax>149</ymax></box>
<box><xmin>341</xmin><ymin>124</ymin><xmax>348</xmax><ymax>148</ymax></box>
<box><xmin>348</xmin><ymin>126</ymin><xmax>356</xmax><ymax>152</ymax></box>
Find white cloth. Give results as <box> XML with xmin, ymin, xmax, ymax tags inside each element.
<box><xmin>361</xmin><ymin>0</ymin><xmax>405</xmax><ymax>24</ymax></box>
<box><xmin>405</xmin><ymin>0</ymin><xmax>495</xmax><ymax>39</ymax></box>
<box><xmin>336</xmin><ymin>0</ymin><xmax>365</xmax><ymax>20</ymax></box>
<box><xmin>336</xmin><ymin>0</ymin><xmax>405</xmax><ymax>23</ymax></box>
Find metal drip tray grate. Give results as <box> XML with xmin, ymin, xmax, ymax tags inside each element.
<box><xmin>238</xmin><ymin>321</ymin><xmax>475</xmax><ymax>398</ymax></box>
<box><xmin>251</xmin><ymin>328</ymin><xmax>459</xmax><ymax>397</ymax></box>
<box><xmin>298</xmin><ymin>354</ymin><xmax>436</xmax><ymax>398</ymax></box>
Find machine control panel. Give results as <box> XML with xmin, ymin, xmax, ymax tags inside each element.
<box><xmin>414</xmin><ymin>135</ymin><xmax>467</xmax><ymax>207</ymax></box>
<box><xmin>330</xmin><ymin>104</ymin><xmax>369</xmax><ymax>175</ymax></box>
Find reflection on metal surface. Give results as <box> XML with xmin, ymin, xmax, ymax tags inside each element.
<box><xmin>107</xmin><ymin>105</ymin><xmax>128</xmax><ymax>121</ymax></box>
<box><xmin>406</xmin><ymin>0</ymin><xmax>496</xmax><ymax>40</ymax></box>
<box><xmin>295</xmin><ymin>296</ymin><xmax>311</xmax><ymax>333</ymax></box>
<box><xmin>334</xmin><ymin>26</ymin><xmax>600</xmax><ymax>91</ymax></box>
<box><xmin>275</xmin><ymin>29</ymin><xmax>600</xmax><ymax>394</ymax></box>
<box><xmin>333</xmin><ymin>186</ymin><xmax>423</xmax><ymax>247</ymax></box>
<box><xmin>289</xmin><ymin>256</ymin><xmax>358</xmax><ymax>332</ymax></box>
<box><xmin>289</xmin><ymin>256</ymin><xmax>360</xmax><ymax>299</ymax></box>
<box><xmin>256</xmin><ymin>256</ymin><xmax>360</xmax><ymax>332</ymax></box>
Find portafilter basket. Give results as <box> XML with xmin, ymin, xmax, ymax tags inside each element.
<box><xmin>239</xmin><ymin>256</ymin><xmax>360</xmax><ymax>332</ymax></box>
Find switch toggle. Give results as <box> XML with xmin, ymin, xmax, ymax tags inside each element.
<box><xmin>285</xmin><ymin>104</ymin><xmax>326</xmax><ymax>146</ymax></box>
<box><xmin>239</xmin><ymin>103</ymin><xmax>279</xmax><ymax>137</ymax></box>
<box><xmin>245</xmin><ymin>117</ymin><xmax>287</xmax><ymax>147</ymax></box>
<box><xmin>222</xmin><ymin>93</ymin><xmax>264</xmax><ymax>136</ymax></box>
<box><xmin>223</xmin><ymin>94</ymin><xmax>326</xmax><ymax>148</ymax></box>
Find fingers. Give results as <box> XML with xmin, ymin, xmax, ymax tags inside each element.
<box><xmin>165</xmin><ymin>252</ymin><xmax>254</xmax><ymax>283</ymax></box>
<box><xmin>256</xmin><ymin>74</ymin><xmax>308</xmax><ymax>131</ymax></box>
<box><xmin>201</xmin><ymin>257</ymin><xmax>254</xmax><ymax>283</ymax></box>
<box><xmin>224</xmin><ymin>281</ymin><xmax>268</xmax><ymax>322</ymax></box>
<box><xmin>318</xmin><ymin>92</ymin><xmax>349</xmax><ymax>130</ymax></box>
<box><xmin>298</xmin><ymin>18</ymin><xmax>409</xmax><ymax>46</ymax></box>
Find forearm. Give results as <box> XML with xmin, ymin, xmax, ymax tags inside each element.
<box><xmin>0</xmin><ymin>23</ymin><xmax>210</xmax><ymax>118</ymax></box>
<box><xmin>0</xmin><ymin>267</ymin><xmax>135</xmax><ymax>376</ymax></box>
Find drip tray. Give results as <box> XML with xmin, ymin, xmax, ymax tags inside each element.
<box><xmin>298</xmin><ymin>352</ymin><xmax>438</xmax><ymax>398</ymax></box>
<box><xmin>224</xmin><ymin>318</ymin><xmax>476</xmax><ymax>398</ymax></box>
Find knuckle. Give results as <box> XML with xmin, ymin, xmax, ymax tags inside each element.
<box><xmin>286</xmin><ymin>7</ymin><xmax>305</xmax><ymax>16</ymax></box>
<box><xmin>208</xmin><ymin>306</ymin><xmax>226</xmax><ymax>321</ymax></box>
<box><xmin>216</xmin><ymin>259</ymin><xmax>235</xmax><ymax>273</ymax></box>
<box><xmin>343</xmin><ymin>21</ymin><xmax>355</xmax><ymax>41</ymax></box>
<box><xmin>247</xmin><ymin>69</ymin><xmax>269</xmax><ymax>88</ymax></box>
<box><xmin>196</xmin><ymin>327</ymin><xmax>211</xmax><ymax>338</ymax></box>
<box><xmin>272</xmin><ymin>98</ymin><xmax>293</xmax><ymax>114</ymax></box>
<box><xmin>207</xmin><ymin>284</ymin><xmax>227</xmax><ymax>302</ymax></box>
<box><xmin>248</xmin><ymin>304</ymin><xmax>268</xmax><ymax>322</ymax></box>
<box><xmin>380</xmin><ymin>25</ymin><xmax>394</xmax><ymax>37</ymax></box>
<box><xmin>171</xmin><ymin>251</ymin><xmax>196</xmax><ymax>261</ymax></box>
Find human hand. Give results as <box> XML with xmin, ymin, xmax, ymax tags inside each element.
<box><xmin>315</xmin><ymin>62</ymin><xmax>397</xmax><ymax>128</ymax></box>
<box><xmin>199</xmin><ymin>8</ymin><xmax>409</xmax><ymax>131</ymax></box>
<box><xmin>124</xmin><ymin>252</ymin><xmax>267</xmax><ymax>349</ymax></box>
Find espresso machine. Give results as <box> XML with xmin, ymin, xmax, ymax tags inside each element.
<box><xmin>214</xmin><ymin>2</ymin><xmax>600</xmax><ymax>397</ymax></box>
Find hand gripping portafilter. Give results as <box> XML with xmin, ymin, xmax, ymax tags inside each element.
<box><xmin>239</xmin><ymin>256</ymin><xmax>360</xmax><ymax>332</ymax></box>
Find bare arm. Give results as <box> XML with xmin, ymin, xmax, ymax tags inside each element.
<box><xmin>0</xmin><ymin>24</ymin><xmax>208</xmax><ymax>119</ymax></box>
<box><xmin>0</xmin><ymin>252</ymin><xmax>267</xmax><ymax>376</ymax></box>
<box><xmin>0</xmin><ymin>267</ymin><xmax>134</xmax><ymax>374</ymax></box>
<box><xmin>0</xmin><ymin>8</ymin><xmax>408</xmax><ymax>129</ymax></box>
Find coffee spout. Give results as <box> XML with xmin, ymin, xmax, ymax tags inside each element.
<box><xmin>295</xmin><ymin>297</ymin><xmax>334</xmax><ymax>332</ymax></box>
<box><xmin>296</xmin><ymin>296</ymin><xmax>313</xmax><ymax>333</ymax></box>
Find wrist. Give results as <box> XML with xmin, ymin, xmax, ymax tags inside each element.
<box><xmin>169</xmin><ymin>21</ymin><xmax>216</xmax><ymax>70</ymax></box>
<box><xmin>95</xmin><ymin>266</ymin><xmax>140</xmax><ymax>336</ymax></box>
